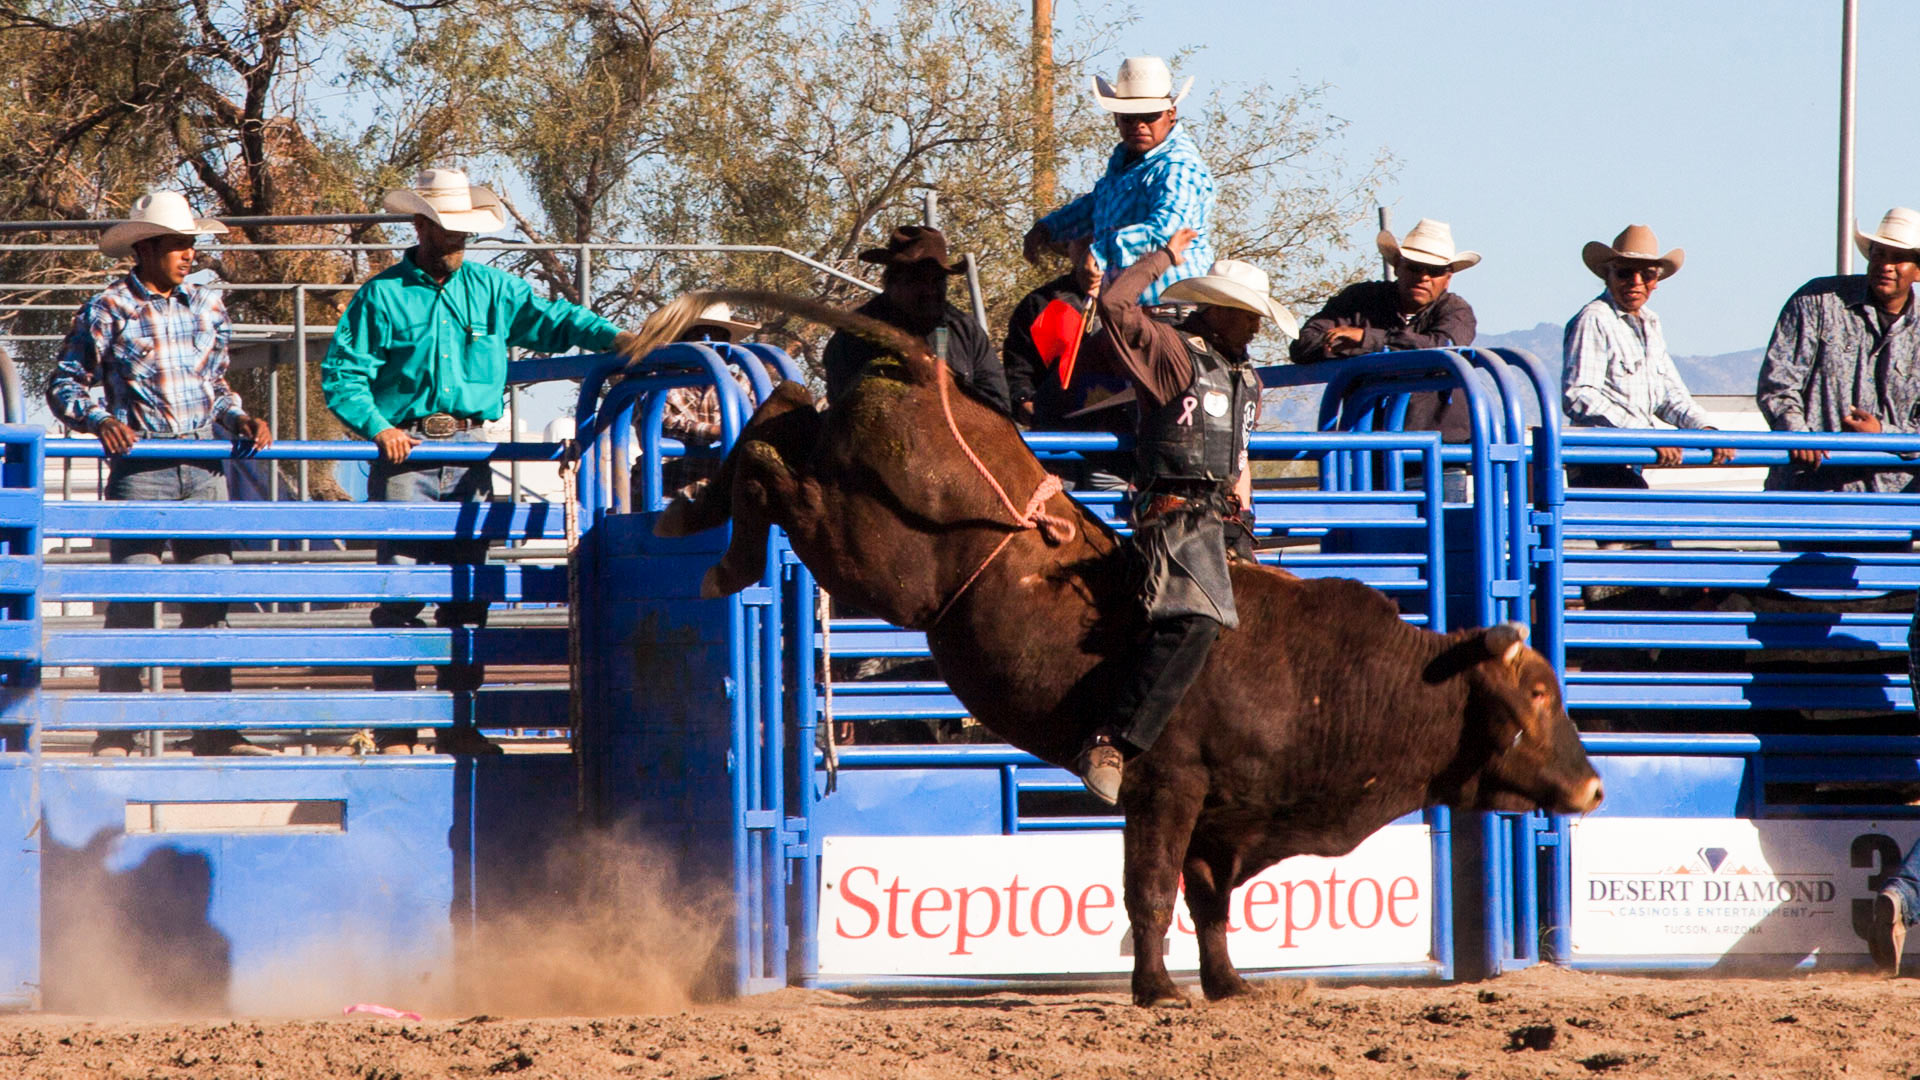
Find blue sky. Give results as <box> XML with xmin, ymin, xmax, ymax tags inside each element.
<box><xmin>1094</xmin><ymin>0</ymin><xmax>1914</xmax><ymax>357</ymax></box>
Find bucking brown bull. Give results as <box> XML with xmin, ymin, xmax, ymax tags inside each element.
<box><xmin>633</xmin><ymin>289</ymin><xmax>1602</xmax><ymax>1006</ymax></box>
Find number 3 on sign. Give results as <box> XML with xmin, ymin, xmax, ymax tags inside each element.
<box><xmin>1850</xmin><ymin>832</ymin><xmax>1903</xmax><ymax>944</ymax></box>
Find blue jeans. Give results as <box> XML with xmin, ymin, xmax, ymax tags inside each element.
<box><xmin>367</xmin><ymin>428</ymin><xmax>493</xmax><ymax>692</ymax></box>
<box><xmin>101</xmin><ymin>441</ymin><xmax>232</xmax><ymax>694</ymax></box>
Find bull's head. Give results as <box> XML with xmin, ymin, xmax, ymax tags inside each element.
<box><xmin>1433</xmin><ymin>623</ymin><xmax>1603</xmax><ymax>815</ymax></box>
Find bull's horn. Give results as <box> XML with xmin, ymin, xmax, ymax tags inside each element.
<box><xmin>1483</xmin><ymin>623</ymin><xmax>1527</xmax><ymax>664</ymax></box>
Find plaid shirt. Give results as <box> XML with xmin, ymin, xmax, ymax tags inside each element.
<box><xmin>1036</xmin><ymin>123</ymin><xmax>1216</xmax><ymax>305</ymax></box>
<box><xmin>661</xmin><ymin>366</ymin><xmax>757</xmax><ymax>445</ymax></box>
<box><xmin>48</xmin><ymin>273</ymin><xmax>244</xmax><ymax>434</ymax></box>
<box><xmin>1562</xmin><ymin>294</ymin><xmax>1709</xmax><ymax>431</ymax></box>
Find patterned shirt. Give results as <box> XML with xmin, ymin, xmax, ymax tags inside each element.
<box><xmin>661</xmin><ymin>366</ymin><xmax>757</xmax><ymax>446</ymax></box>
<box><xmin>1756</xmin><ymin>275</ymin><xmax>1920</xmax><ymax>493</ymax></box>
<box><xmin>48</xmin><ymin>273</ymin><xmax>244</xmax><ymax>434</ymax></box>
<box><xmin>1035</xmin><ymin>123</ymin><xmax>1215</xmax><ymax>305</ymax></box>
<box><xmin>1562</xmin><ymin>294</ymin><xmax>1709</xmax><ymax>431</ymax></box>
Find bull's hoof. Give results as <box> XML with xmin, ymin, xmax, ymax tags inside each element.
<box><xmin>1132</xmin><ymin>980</ymin><xmax>1191</xmax><ymax>1008</ymax></box>
<box><xmin>653</xmin><ymin>482</ymin><xmax>709</xmax><ymax>537</ymax></box>
<box><xmin>1200</xmin><ymin>972</ymin><xmax>1254</xmax><ymax>1001</ymax></box>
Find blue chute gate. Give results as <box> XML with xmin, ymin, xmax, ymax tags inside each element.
<box><xmin>1524</xmin><ymin>426</ymin><xmax>1920</xmax><ymax>973</ymax></box>
<box><xmin>572</xmin><ymin>341</ymin><xmax>803</xmax><ymax>996</ymax></box>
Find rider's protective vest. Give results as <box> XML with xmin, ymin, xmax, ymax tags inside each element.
<box><xmin>1134</xmin><ymin>333</ymin><xmax>1260</xmax><ymax>490</ymax></box>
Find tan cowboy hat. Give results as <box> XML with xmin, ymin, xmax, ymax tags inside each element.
<box><xmin>1090</xmin><ymin>56</ymin><xmax>1194</xmax><ymax>114</ymax></box>
<box><xmin>1582</xmin><ymin>224</ymin><xmax>1683</xmax><ymax>280</ymax></box>
<box><xmin>99</xmin><ymin>191</ymin><xmax>228</xmax><ymax>258</ymax></box>
<box><xmin>1160</xmin><ymin>260</ymin><xmax>1301</xmax><ymax>340</ymax></box>
<box><xmin>1376</xmin><ymin>218</ymin><xmax>1480</xmax><ymax>273</ymax></box>
<box><xmin>1855</xmin><ymin>207</ymin><xmax>1920</xmax><ymax>259</ymax></box>
<box><xmin>686</xmin><ymin>301</ymin><xmax>760</xmax><ymax>342</ymax></box>
<box><xmin>382</xmin><ymin>168</ymin><xmax>506</xmax><ymax>234</ymax></box>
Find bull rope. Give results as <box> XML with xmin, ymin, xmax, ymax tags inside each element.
<box><xmin>927</xmin><ymin>365</ymin><xmax>1078</xmax><ymax>627</ymax></box>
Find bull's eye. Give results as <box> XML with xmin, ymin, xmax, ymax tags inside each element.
<box><xmin>1529</xmin><ymin>685</ymin><xmax>1549</xmax><ymax>707</ymax></box>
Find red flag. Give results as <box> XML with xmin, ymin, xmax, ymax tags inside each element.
<box><xmin>1029</xmin><ymin>298</ymin><xmax>1093</xmax><ymax>389</ymax></box>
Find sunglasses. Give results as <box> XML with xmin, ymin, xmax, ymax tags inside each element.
<box><xmin>1399</xmin><ymin>260</ymin><xmax>1450</xmax><ymax>278</ymax></box>
<box><xmin>1114</xmin><ymin>111</ymin><xmax>1167</xmax><ymax>126</ymax></box>
<box><xmin>1609</xmin><ymin>264</ymin><xmax>1661</xmax><ymax>283</ymax></box>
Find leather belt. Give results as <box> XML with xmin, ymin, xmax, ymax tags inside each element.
<box><xmin>403</xmin><ymin>413</ymin><xmax>482</xmax><ymax>437</ymax></box>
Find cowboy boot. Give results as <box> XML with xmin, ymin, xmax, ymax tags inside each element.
<box><xmin>1072</xmin><ymin>729</ymin><xmax>1125</xmax><ymax>806</ymax></box>
<box><xmin>1872</xmin><ymin>890</ymin><xmax>1907</xmax><ymax>976</ymax></box>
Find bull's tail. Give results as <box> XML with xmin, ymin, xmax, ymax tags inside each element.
<box><xmin>624</xmin><ymin>288</ymin><xmax>935</xmax><ymax>378</ymax></box>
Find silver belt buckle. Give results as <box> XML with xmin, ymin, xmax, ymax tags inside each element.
<box><xmin>419</xmin><ymin>413</ymin><xmax>458</xmax><ymax>437</ymax></box>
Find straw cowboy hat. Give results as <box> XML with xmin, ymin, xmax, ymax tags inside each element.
<box><xmin>686</xmin><ymin>301</ymin><xmax>760</xmax><ymax>342</ymax></box>
<box><xmin>382</xmin><ymin>168</ymin><xmax>506</xmax><ymax>234</ymax></box>
<box><xmin>859</xmin><ymin>224</ymin><xmax>964</xmax><ymax>275</ymax></box>
<box><xmin>1090</xmin><ymin>56</ymin><xmax>1193</xmax><ymax>114</ymax></box>
<box><xmin>1376</xmin><ymin>219</ymin><xmax>1480</xmax><ymax>273</ymax></box>
<box><xmin>1160</xmin><ymin>259</ymin><xmax>1301</xmax><ymax>340</ymax></box>
<box><xmin>99</xmin><ymin>191</ymin><xmax>228</xmax><ymax>258</ymax></box>
<box><xmin>1855</xmin><ymin>207</ymin><xmax>1920</xmax><ymax>259</ymax></box>
<box><xmin>1582</xmin><ymin>224</ymin><xmax>1684</xmax><ymax>280</ymax></box>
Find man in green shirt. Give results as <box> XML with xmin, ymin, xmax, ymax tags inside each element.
<box><xmin>323</xmin><ymin>168</ymin><xmax>631</xmax><ymax>754</ymax></box>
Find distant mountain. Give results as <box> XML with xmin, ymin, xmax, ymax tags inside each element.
<box><xmin>1256</xmin><ymin>321</ymin><xmax>1764</xmax><ymax>430</ymax></box>
<box><xmin>1477</xmin><ymin>322</ymin><xmax>1762</xmax><ymax>399</ymax></box>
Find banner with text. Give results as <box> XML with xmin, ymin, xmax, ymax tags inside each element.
<box><xmin>817</xmin><ymin>827</ymin><xmax>1432</xmax><ymax>977</ymax></box>
<box><xmin>1571</xmin><ymin>818</ymin><xmax>1920</xmax><ymax>959</ymax></box>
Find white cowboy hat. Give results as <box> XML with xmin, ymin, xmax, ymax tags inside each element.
<box><xmin>685</xmin><ymin>301</ymin><xmax>760</xmax><ymax>342</ymax></box>
<box><xmin>1160</xmin><ymin>259</ymin><xmax>1301</xmax><ymax>340</ymax></box>
<box><xmin>1856</xmin><ymin>207</ymin><xmax>1920</xmax><ymax>259</ymax></box>
<box><xmin>1376</xmin><ymin>218</ymin><xmax>1481</xmax><ymax>273</ymax></box>
<box><xmin>1090</xmin><ymin>56</ymin><xmax>1193</xmax><ymax>114</ymax></box>
<box><xmin>382</xmin><ymin>168</ymin><xmax>506</xmax><ymax>234</ymax></box>
<box><xmin>1582</xmin><ymin>224</ymin><xmax>1684</xmax><ymax>281</ymax></box>
<box><xmin>98</xmin><ymin>191</ymin><xmax>228</xmax><ymax>258</ymax></box>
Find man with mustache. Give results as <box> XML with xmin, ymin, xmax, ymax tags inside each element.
<box><xmin>1563</xmin><ymin>224</ymin><xmax>1734</xmax><ymax>488</ymax></box>
<box><xmin>1757</xmin><ymin>207</ymin><xmax>1920</xmax><ymax>495</ymax></box>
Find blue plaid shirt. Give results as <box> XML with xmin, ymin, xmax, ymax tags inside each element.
<box><xmin>1036</xmin><ymin>123</ymin><xmax>1216</xmax><ymax>305</ymax></box>
<box><xmin>48</xmin><ymin>273</ymin><xmax>245</xmax><ymax>434</ymax></box>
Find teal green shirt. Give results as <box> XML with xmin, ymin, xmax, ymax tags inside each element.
<box><xmin>322</xmin><ymin>251</ymin><xmax>620</xmax><ymax>437</ymax></box>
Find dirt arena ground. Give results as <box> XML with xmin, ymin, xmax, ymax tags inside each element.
<box><xmin>3</xmin><ymin>965</ymin><xmax>1918</xmax><ymax>1079</ymax></box>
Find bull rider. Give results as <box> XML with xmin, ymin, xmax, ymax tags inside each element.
<box><xmin>1072</xmin><ymin>227</ymin><xmax>1298</xmax><ymax>804</ymax></box>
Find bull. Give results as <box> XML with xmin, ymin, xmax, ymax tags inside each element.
<box><xmin>635</xmin><ymin>290</ymin><xmax>1602</xmax><ymax>1005</ymax></box>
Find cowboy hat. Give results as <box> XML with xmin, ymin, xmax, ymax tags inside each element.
<box><xmin>1376</xmin><ymin>219</ymin><xmax>1480</xmax><ymax>273</ymax></box>
<box><xmin>1856</xmin><ymin>207</ymin><xmax>1920</xmax><ymax>260</ymax></box>
<box><xmin>685</xmin><ymin>301</ymin><xmax>760</xmax><ymax>342</ymax></box>
<box><xmin>382</xmin><ymin>168</ymin><xmax>506</xmax><ymax>234</ymax></box>
<box><xmin>1582</xmin><ymin>224</ymin><xmax>1684</xmax><ymax>281</ymax></box>
<box><xmin>1160</xmin><ymin>260</ymin><xmax>1301</xmax><ymax>340</ymax></box>
<box><xmin>858</xmin><ymin>224</ymin><xmax>964</xmax><ymax>275</ymax></box>
<box><xmin>1090</xmin><ymin>56</ymin><xmax>1193</xmax><ymax>114</ymax></box>
<box><xmin>99</xmin><ymin>191</ymin><xmax>228</xmax><ymax>258</ymax></box>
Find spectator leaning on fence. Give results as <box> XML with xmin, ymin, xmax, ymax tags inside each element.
<box><xmin>1023</xmin><ymin>56</ymin><xmax>1216</xmax><ymax>306</ymax></box>
<box><xmin>1291</xmin><ymin>218</ymin><xmax>1480</xmax><ymax>444</ymax></box>
<box><xmin>321</xmin><ymin>167</ymin><xmax>631</xmax><ymax>756</ymax></box>
<box><xmin>1562</xmin><ymin>224</ymin><xmax>1734</xmax><ymax>488</ymax></box>
<box><xmin>1002</xmin><ymin>239</ymin><xmax>1132</xmax><ymax>489</ymax></box>
<box><xmin>47</xmin><ymin>191</ymin><xmax>277</xmax><ymax>758</ymax></box>
<box><xmin>1756</xmin><ymin>207</ymin><xmax>1920</xmax><ymax>495</ymax></box>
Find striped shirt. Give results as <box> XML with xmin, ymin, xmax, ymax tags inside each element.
<box><xmin>1036</xmin><ymin>123</ymin><xmax>1216</xmax><ymax>305</ymax></box>
<box><xmin>48</xmin><ymin>273</ymin><xmax>244</xmax><ymax>434</ymax></box>
<box><xmin>1562</xmin><ymin>294</ymin><xmax>1709</xmax><ymax>431</ymax></box>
